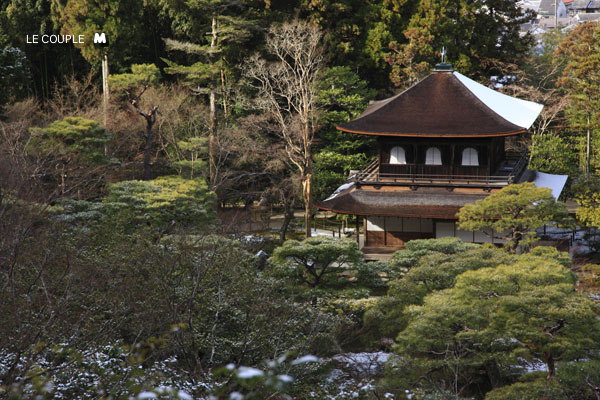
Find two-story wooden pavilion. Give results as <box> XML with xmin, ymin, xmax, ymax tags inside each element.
<box><xmin>315</xmin><ymin>63</ymin><xmax>549</xmax><ymax>249</ymax></box>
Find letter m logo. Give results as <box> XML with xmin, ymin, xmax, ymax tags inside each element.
<box><xmin>94</xmin><ymin>32</ymin><xmax>107</xmax><ymax>44</ymax></box>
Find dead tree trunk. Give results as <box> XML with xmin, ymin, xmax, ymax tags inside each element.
<box><xmin>128</xmin><ymin>87</ymin><xmax>158</xmax><ymax>180</ymax></box>
<box><xmin>142</xmin><ymin>109</ymin><xmax>157</xmax><ymax>180</ymax></box>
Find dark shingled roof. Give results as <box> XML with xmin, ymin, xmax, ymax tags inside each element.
<box><xmin>336</xmin><ymin>71</ymin><xmax>526</xmax><ymax>137</ymax></box>
<box><xmin>315</xmin><ymin>187</ymin><xmax>488</xmax><ymax>219</ymax></box>
<box><xmin>569</xmin><ymin>0</ymin><xmax>600</xmax><ymax>9</ymax></box>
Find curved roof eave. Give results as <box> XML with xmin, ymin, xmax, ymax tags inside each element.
<box><xmin>335</xmin><ymin>126</ymin><xmax>528</xmax><ymax>138</ymax></box>
<box><xmin>336</xmin><ymin>70</ymin><xmax>544</xmax><ymax>137</ymax></box>
<box><xmin>453</xmin><ymin>72</ymin><xmax>544</xmax><ymax>130</ymax></box>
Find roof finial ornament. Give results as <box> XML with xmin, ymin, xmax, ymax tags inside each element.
<box><xmin>434</xmin><ymin>47</ymin><xmax>453</xmax><ymax>72</ymax></box>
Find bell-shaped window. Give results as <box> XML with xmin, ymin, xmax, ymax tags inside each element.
<box><xmin>461</xmin><ymin>147</ymin><xmax>479</xmax><ymax>166</ymax></box>
<box><xmin>389</xmin><ymin>146</ymin><xmax>407</xmax><ymax>164</ymax></box>
<box><xmin>425</xmin><ymin>147</ymin><xmax>442</xmax><ymax>165</ymax></box>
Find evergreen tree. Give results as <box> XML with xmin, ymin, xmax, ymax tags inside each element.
<box><xmin>299</xmin><ymin>0</ymin><xmax>417</xmax><ymax>89</ymax></box>
<box><xmin>457</xmin><ymin>183</ymin><xmax>573</xmax><ymax>251</ymax></box>
<box><xmin>388</xmin><ymin>248</ymin><xmax>600</xmax><ymax>397</ymax></box>
<box><xmin>51</xmin><ymin>0</ymin><xmax>170</xmax><ymax>68</ymax></box>
<box><xmin>161</xmin><ymin>0</ymin><xmax>258</xmax><ymax>187</ymax></box>
<box><xmin>109</xmin><ymin>63</ymin><xmax>161</xmax><ymax>180</ymax></box>
<box><xmin>313</xmin><ymin>66</ymin><xmax>376</xmax><ymax>201</ymax></box>
<box><xmin>555</xmin><ymin>22</ymin><xmax>600</xmax><ymax>175</ymax></box>
<box><xmin>27</xmin><ymin>116</ymin><xmax>112</xmax><ymax>197</ymax></box>
<box><xmin>387</xmin><ymin>0</ymin><xmax>534</xmax><ymax>87</ymax></box>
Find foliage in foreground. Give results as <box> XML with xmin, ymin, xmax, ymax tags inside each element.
<box><xmin>364</xmin><ymin>239</ymin><xmax>512</xmax><ymax>344</ymax></box>
<box><xmin>382</xmin><ymin>246</ymin><xmax>600</xmax><ymax>398</ymax></box>
<box><xmin>0</xmin><ymin>203</ymin><xmax>345</xmax><ymax>398</ymax></box>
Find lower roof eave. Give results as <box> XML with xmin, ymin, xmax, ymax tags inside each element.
<box><xmin>313</xmin><ymin>203</ymin><xmax>460</xmax><ymax>219</ymax></box>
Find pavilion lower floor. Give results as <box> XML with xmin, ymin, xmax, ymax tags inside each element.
<box><xmin>364</xmin><ymin>216</ymin><xmax>505</xmax><ymax>247</ymax></box>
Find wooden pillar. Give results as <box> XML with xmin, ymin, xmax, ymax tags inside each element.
<box><xmin>383</xmin><ymin>216</ymin><xmax>387</xmax><ymax>246</ymax></box>
<box><xmin>450</xmin><ymin>144</ymin><xmax>455</xmax><ymax>176</ymax></box>
<box><xmin>356</xmin><ymin>216</ymin><xmax>360</xmax><ymax>244</ymax></box>
<box><xmin>364</xmin><ymin>217</ymin><xmax>368</xmax><ymax>246</ymax></box>
<box><xmin>487</xmin><ymin>143</ymin><xmax>492</xmax><ymax>176</ymax></box>
<box><xmin>413</xmin><ymin>145</ymin><xmax>417</xmax><ymax>176</ymax></box>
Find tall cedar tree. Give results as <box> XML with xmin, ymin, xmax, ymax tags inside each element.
<box><xmin>555</xmin><ymin>22</ymin><xmax>600</xmax><ymax>175</ymax></box>
<box><xmin>386</xmin><ymin>0</ymin><xmax>535</xmax><ymax>87</ymax></box>
<box><xmin>299</xmin><ymin>0</ymin><xmax>417</xmax><ymax>89</ymax></box>
<box><xmin>51</xmin><ymin>0</ymin><xmax>168</xmax><ymax>68</ymax></box>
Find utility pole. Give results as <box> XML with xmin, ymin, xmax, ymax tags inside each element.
<box><xmin>101</xmin><ymin>52</ymin><xmax>110</xmax><ymax>156</ymax></box>
<box><xmin>555</xmin><ymin>0</ymin><xmax>558</xmax><ymax>28</ymax></box>
<box><xmin>102</xmin><ymin>52</ymin><xmax>109</xmax><ymax>129</ymax></box>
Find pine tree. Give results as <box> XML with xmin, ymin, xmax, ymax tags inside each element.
<box><xmin>161</xmin><ymin>0</ymin><xmax>257</xmax><ymax>187</ymax></box>
<box><xmin>457</xmin><ymin>183</ymin><xmax>573</xmax><ymax>252</ymax></box>
<box><xmin>27</xmin><ymin>117</ymin><xmax>112</xmax><ymax>196</ymax></box>
<box><xmin>109</xmin><ymin>63</ymin><xmax>161</xmax><ymax>180</ymax></box>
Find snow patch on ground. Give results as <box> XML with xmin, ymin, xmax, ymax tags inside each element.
<box><xmin>332</xmin><ymin>352</ymin><xmax>390</xmax><ymax>378</ymax></box>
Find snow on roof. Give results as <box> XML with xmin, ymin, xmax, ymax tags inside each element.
<box><xmin>533</xmin><ymin>171</ymin><xmax>568</xmax><ymax>199</ymax></box>
<box><xmin>453</xmin><ymin>72</ymin><xmax>544</xmax><ymax>130</ymax></box>
<box><xmin>323</xmin><ymin>181</ymin><xmax>355</xmax><ymax>201</ymax></box>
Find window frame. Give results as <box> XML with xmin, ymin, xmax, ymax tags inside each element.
<box><xmin>389</xmin><ymin>146</ymin><xmax>407</xmax><ymax>165</ymax></box>
<box><xmin>461</xmin><ymin>147</ymin><xmax>479</xmax><ymax>166</ymax></box>
<box><xmin>425</xmin><ymin>147</ymin><xmax>442</xmax><ymax>165</ymax></box>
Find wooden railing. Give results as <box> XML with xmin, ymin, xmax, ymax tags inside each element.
<box><xmin>354</xmin><ymin>152</ymin><xmax>528</xmax><ymax>188</ymax></box>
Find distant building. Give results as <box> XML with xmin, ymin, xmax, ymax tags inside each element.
<box><xmin>574</xmin><ymin>12</ymin><xmax>600</xmax><ymax>21</ymax></box>
<box><xmin>539</xmin><ymin>0</ymin><xmax>568</xmax><ymax>17</ymax></box>
<box><xmin>316</xmin><ymin>64</ymin><xmax>567</xmax><ymax>250</ymax></box>
<box><xmin>567</xmin><ymin>0</ymin><xmax>600</xmax><ymax>13</ymax></box>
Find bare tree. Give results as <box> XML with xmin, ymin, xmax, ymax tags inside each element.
<box><xmin>244</xmin><ymin>20</ymin><xmax>323</xmax><ymax>238</ymax></box>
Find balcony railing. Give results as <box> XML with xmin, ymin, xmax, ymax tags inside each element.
<box><xmin>354</xmin><ymin>152</ymin><xmax>528</xmax><ymax>188</ymax></box>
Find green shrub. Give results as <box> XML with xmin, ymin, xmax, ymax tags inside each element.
<box><xmin>485</xmin><ymin>379</ymin><xmax>566</xmax><ymax>400</ymax></box>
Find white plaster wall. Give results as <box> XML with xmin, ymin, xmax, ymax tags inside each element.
<box><xmin>366</xmin><ymin>217</ymin><xmax>384</xmax><ymax>232</ymax></box>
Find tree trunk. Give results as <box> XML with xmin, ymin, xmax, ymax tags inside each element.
<box><xmin>144</xmin><ymin>118</ymin><xmax>153</xmax><ymax>180</ymax></box>
<box><xmin>61</xmin><ymin>163</ymin><xmax>65</xmax><ymax>196</ymax></box>
<box><xmin>303</xmin><ymin>173</ymin><xmax>312</xmax><ymax>238</ymax></box>
<box><xmin>208</xmin><ymin>16</ymin><xmax>218</xmax><ymax>187</ymax></box>
<box><xmin>545</xmin><ymin>352</ymin><xmax>555</xmax><ymax>380</ymax></box>
<box><xmin>279</xmin><ymin>202</ymin><xmax>294</xmax><ymax>245</ymax></box>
